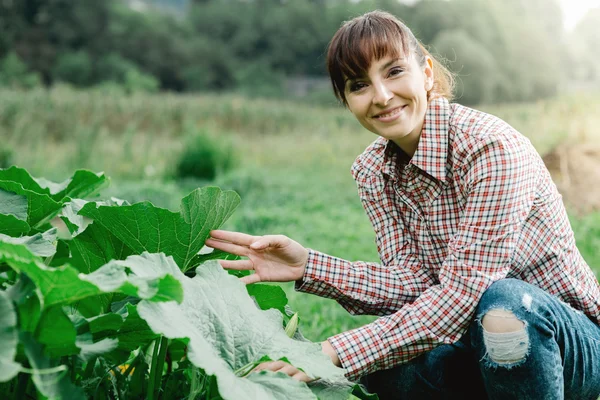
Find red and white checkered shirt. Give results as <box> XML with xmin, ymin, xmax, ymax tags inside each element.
<box><xmin>296</xmin><ymin>97</ymin><xmax>600</xmax><ymax>380</ymax></box>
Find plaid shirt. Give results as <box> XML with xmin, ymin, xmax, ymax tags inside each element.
<box><xmin>296</xmin><ymin>97</ymin><xmax>600</xmax><ymax>380</ymax></box>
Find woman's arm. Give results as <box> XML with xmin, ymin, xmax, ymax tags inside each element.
<box><xmin>324</xmin><ymin>134</ymin><xmax>538</xmax><ymax>380</ymax></box>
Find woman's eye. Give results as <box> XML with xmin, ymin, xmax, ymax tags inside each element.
<box><xmin>349</xmin><ymin>82</ymin><xmax>367</xmax><ymax>92</ymax></box>
<box><xmin>389</xmin><ymin>67</ymin><xmax>404</xmax><ymax>77</ymax></box>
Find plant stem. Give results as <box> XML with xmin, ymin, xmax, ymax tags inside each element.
<box><xmin>147</xmin><ymin>339</ymin><xmax>161</xmax><ymax>400</ymax></box>
<box><xmin>148</xmin><ymin>336</ymin><xmax>168</xmax><ymax>400</ymax></box>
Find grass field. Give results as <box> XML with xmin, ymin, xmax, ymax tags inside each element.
<box><xmin>2</xmin><ymin>87</ymin><xmax>599</xmax><ymax>342</ymax></box>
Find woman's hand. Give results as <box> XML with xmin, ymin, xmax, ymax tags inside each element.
<box><xmin>249</xmin><ymin>341</ymin><xmax>341</xmax><ymax>382</ymax></box>
<box><xmin>250</xmin><ymin>360</ymin><xmax>312</xmax><ymax>382</ymax></box>
<box><xmin>205</xmin><ymin>230</ymin><xmax>309</xmax><ymax>284</ymax></box>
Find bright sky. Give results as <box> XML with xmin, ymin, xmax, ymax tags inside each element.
<box><xmin>559</xmin><ymin>0</ymin><xmax>600</xmax><ymax>30</ymax></box>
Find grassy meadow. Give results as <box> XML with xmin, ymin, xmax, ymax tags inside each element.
<box><xmin>2</xmin><ymin>86</ymin><xmax>599</xmax><ymax>342</ymax></box>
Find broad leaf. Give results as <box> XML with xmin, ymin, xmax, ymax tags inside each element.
<box><xmin>61</xmin><ymin>198</ymin><xmax>128</xmax><ymax>238</ymax></box>
<box><xmin>138</xmin><ymin>261</ymin><xmax>348</xmax><ymax>400</ymax></box>
<box><xmin>247</xmin><ymin>284</ymin><xmax>288</xmax><ymax>315</ymax></box>
<box><xmin>78</xmin><ymin>187</ymin><xmax>240</xmax><ymax>271</ymax></box>
<box><xmin>0</xmin><ymin>228</ymin><xmax>57</xmax><ymax>257</ymax></box>
<box><xmin>0</xmin><ymin>187</ymin><xmax>30</xmax><ymax>236</ymax></box>
<box><xmin>0</xmin><ymin>213</ymin><xmax>30</xmax><ymax>237</ymax></box>
<box><xmin>37</xmin><ymin>306</ymin><xmax>78</xmax><ymax>357</ymax></box>
<box><xmin>20</xmin><ymin>332</ymin><xmax>85</xmax><ymax>400</ymax></box>
<box><xmin>0</xmin><ymin>291</ymin><xmax>21</xmax><ymax>382</ymax></box>
<box><xmin>0</xmin><ymin>166</ymin><xmax>108</xmax><ymax>202</ymax></box>
<box><xmin>0</xmin><ymin>187</ymin><xmax>27</xmax><ymax>220</ymax></box>
<box><xmin>0</xmin><ymin>243</ymin><xmax>183</xmax><ymax>308</ymax></box>
<box><xmin>0</xmin><ymin>180</ymin><xmax>62</xmax><ymax>230</ymax></box>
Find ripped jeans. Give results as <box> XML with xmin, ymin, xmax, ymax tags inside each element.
<box><xmin>360</xmin><ymin>279</ymin><xmax>600</xmax><ymax>400</ymax></box>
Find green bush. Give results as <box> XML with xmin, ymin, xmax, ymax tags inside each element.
<box><xmin>95</xmin><ymin>53</ymin><xmax>159</xmax><ymax>93</ymax></box>
<box><xmin>52</xmin><ymin>51</ymin><xmax>93</xmax><ymax>86</ymax></box>
<box><xmin>0</xmin><ymin>147</ymin><xmax>14</xmax><ymax>168</ymax></box>
<box><xmin>175</xmin><ymin>129</ymin><xmax>236</xmax><ymax>180</ymax></box>
<box><xmin>0</xmin><ymin>52</ymin><xmax>41</xmax><ymax>89</ymax></box>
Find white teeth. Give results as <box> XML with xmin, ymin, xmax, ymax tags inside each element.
<box><xmin>377</xmin><ymin>106</ymin><xmax>404</xmax><ymax>118</ymax></box>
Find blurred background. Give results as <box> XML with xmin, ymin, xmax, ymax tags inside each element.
<box><xmin>1</xmin><ymin>0</ymin><xmax>599</xmax><ymax>341</ymax></box>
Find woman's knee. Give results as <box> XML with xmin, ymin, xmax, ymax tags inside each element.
<box><xmin>471</xmin><ymin>279</ymin><xmax>533</xmax><ymax>367</ymax></box>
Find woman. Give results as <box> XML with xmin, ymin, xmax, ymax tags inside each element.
<box><xmin>205</xmin><ymin>10</ymin><xmax>600</xmax><ymax>399</ymax></box>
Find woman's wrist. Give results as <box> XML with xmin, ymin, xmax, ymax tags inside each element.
<box><xmin>321</xmin><ymin>340</ymin><xmax>341</xmax><ymax>367</ymax></box>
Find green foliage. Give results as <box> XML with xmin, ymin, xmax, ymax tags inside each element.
<box><xmin>0</xmin><ymin>166</ymin><xmax>377</xmax><ymax>399</ymax></box>
<box><xmin>53</xmin><ymin>51</ymin><xmax>93</xmax><ymax>87</ymax></box>
<box><xmin>0</xmin><ymin>147</ymin><xmax>13</xmax><ymax>168</ymax></box>
<box><xmin>96</xmin><ymin>53</ymin><xmax>159</xmax><ymax>93</ymax></box>
<box><xmin>0</xmin><ymin>0</ymin><xmax>582</xmax><ymax>102</ymax></box>
<box><xmin>571</xmin><ymin>212</ymin><xmax>600</xmax><ymax>271</ymax></box>
<box><xmin>432</xmin><ymin>29</ymin><xmax>498</xmax><ymax>105</ymax></box>
<box><xmin>0</xmin><ymin>52</ymin><xmax>41</xmax><ymax>89</ymax></box>
<box><xmin>175</xmin><ymin>129</ymin><xmax>237</xmax><ymax>181</ymax></box>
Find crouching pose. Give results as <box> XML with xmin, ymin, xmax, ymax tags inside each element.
<box><xmin>206</xmin><ymin>11</ymin><xmax>600</xmax><ymax>399</ymax></box>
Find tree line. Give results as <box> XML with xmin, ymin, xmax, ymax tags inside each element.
<box><xmin>0</xmin><ymin>0</ymin><xmax>598</xmax><ymax>104</ymax></box>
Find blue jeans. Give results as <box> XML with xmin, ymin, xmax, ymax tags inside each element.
<box><xmin>360</xmin><ymin>279</ymin><xmax>600</xmax><ymax>399</ymax></box>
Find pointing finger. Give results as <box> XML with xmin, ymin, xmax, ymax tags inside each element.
<box><xmin>240</xmin><ymin>273</ymin><xmax>262</xmax><ymax>285</ymax></box>
<box><xmin>209</xmin><ymin>230</ymin><xmax>257</xmax><ymax>246</ymax></box>
<box><xmin>205</xmin><ymin>238</ymin><xmax>250</xmax><ymax>257</ymax></box>
<box><xmin>218</xmin><ymin>259</ymin><xmax>254</xmax><ymax>271</ymax></box>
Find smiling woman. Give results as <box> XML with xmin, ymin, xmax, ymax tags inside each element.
<box><xmin>207</xmin><ymin>10</ymin><xmax>600</xmax><ymax>400</ymax></box>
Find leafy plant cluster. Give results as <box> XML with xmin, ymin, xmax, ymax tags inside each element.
<box><xmin>0</xmin><ymin>166</ymin><xmax>377</xmax><ymax>399</ymax></box>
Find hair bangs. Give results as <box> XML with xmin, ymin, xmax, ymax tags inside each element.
<box><xmin>328</xmin><ymin>13</ymin><xmax>410</xmax><ymax>104</ymax></box>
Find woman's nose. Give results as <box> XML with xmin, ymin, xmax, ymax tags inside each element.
<box><xmin>372</xmin><ymin>81</ymin><xmax>393</xmax><ymax>106</ymax></box>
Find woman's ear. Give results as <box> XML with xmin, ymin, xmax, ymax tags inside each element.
<box><xmin>424</xmin><ymin>56</ymin><xmax>434</xmax><ymax>92</ymax></box>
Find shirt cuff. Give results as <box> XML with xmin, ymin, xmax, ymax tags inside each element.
<box><xmin>327</xmin><ymin>323</ymin><xmax>385</xmax><ymax>381</ymax></box>
<box><xmin>294</xmin><ymin>248</ymin><xmax>345</xmax><ymax>298</ymax></box>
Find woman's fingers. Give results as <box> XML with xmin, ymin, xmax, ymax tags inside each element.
<box><xmin>209</xmin><ymin>230</ymin><xmax>257</xmax><ymax>246</ymax></box>
<box><xmin>240</xmin><ymin>273</ymin><xmax>262</xmax><ymax>285</ymax></box>
<box><xmin>251</xmin><ymin>361</ymin><xmax>311</xmax><ymax>382</ymax></box>
<box><xmin>250</xmin><ymin>235</ymin><xmax>286</xmax><ymax>250</ymax></box>
<box><xmin>205</xmin><ymin>238</ymin><xmax>250</xmax><ymax>257</ymax></box>
<box><xmin>218</xmin><ymin>259</ymin><xmax>254</xmax><ymax>271</ymax></box>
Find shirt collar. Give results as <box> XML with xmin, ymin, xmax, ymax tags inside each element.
<box><xmin>381</xmin><ymin>97</ymin><xmax>450</xmax><ymax>183</ymax></box>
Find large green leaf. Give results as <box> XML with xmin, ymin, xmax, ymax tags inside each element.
<box><xmin>60</xmin><ymin>198</ymin><xmax>128</xmax><ymax>239</ymax></box>
<box><xmin>0</xmin><ymin>187</ymin><xmax>27</xmax><ymax>220</ymax></box>
<box><xmin>77</xmin><ymin>187</ymin><xmax>240</xmax><ymax>271</ymax></box>
<box><xmin>20</xmin><ymin>332</ymin><xmax>86</xmax><ymax>400</ymax></box>
<box><xmin>0</xmin><ymin>291</ymin><xmax>21</xmax><ymax>382</ymax></box>
<box><xmin>0</xmin><ymin>166</ymin><xmax>108</xmax><ymax>202</ymax></box>
<box><xmin>0</xmin><ymin>213</ymin><xmax>30</xmax><ymax>237</ymax></box>
<box><xmin>0</xmin><ymin>242</ymin><xmax>183</xmax><ymax>308</ymax></box>
<box><xmin>37</xmin><ymin>306</ymin><xmax>79</xmax><ymax>357</ymax></box>
<box><xmin>69</xmin><ymin>222</ymin><xmax>134</xmax><ymax>274</ymax></box>
<box><xmin>247</xmin><ymin>284</ymin><xmax>288</xmax><ymax>315</ymax></box>
<box><xmin>0</xmin><ymin>180</ymin><xmax>62</xmax><ymax>230</ymax></box>
<box><xmin>137</xmin><ymin>260</ymin><xmax>348</xmax><ymax>400</ymax></box>
<box><xmin>113</xmin><ymin>304</ymin><xmax>158</xmax><ymax>354</ymax></box>
<box><xmin>0</xmin><ymin>228</ymin><xmax>57</xmax><ymax>257</ymax></box>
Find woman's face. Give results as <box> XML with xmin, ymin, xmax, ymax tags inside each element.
<box><xmin>344</xmin><ymin>53</ymin><xmax>434</xmax><ymax>156</ymax></box>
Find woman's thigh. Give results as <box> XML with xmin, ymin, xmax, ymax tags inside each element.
<box><xmin>360</xmin><ymin>332</ymin><xmax>487</xmax><ymax>400</ymax></box>
<box><xmin>470</xmin><ymin>278</ymin><xmax>600</xmax><ymax>400</ymax></box>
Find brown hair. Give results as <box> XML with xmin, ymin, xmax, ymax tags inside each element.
<box><xmin>326</xmin><ymin>10</ymin><xmax>455</xmax><ymax>105</ymax></box>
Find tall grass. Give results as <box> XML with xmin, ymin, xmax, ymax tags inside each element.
<box><xmin>2</xmin><ymin>87</ymin><xmax>599</xmax><ymax>341</ymax></box>
<box><xmin>3</xmin><ymin>86</ymin><xmax>599</xmax><ymax>181</ymax></box>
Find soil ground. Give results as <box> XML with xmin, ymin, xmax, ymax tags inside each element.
<box><xmin>543</xmin><ymin>144</ymin><xmax>600</xmax><ymax>214</ymax></box>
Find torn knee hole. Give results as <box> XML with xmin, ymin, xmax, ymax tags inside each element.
<box><xmin>482</xmin><ymin>309</ymin><xmax>525</xmax><ymax>333</ymax></box>
<box><xmin>481</xmin><ymin>309</ymin><xmax>529</xmax><ymax>366</ymax></box>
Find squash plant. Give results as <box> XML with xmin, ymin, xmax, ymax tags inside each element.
<box><xmin>0</xmin><ymin>166</ymin><xmax>377</xmax><ymax>400</ymax></box>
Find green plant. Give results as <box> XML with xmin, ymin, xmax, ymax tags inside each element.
<box><xmin>53</xmin><ymin>51</ymin><xmax>93</xmax><ymax>87</ymax></box>
<box><xmin>0</xmin><ymin>52</ymin><xmax>41</xmax><ymax>89</ymax></box>
<box><xmin>175</xmin><ymin>128</ymin><xmax>236</xmax><ymax>181</ymax></box>
<box><xmin>0</xmin><ymin>147</ymin><xmax>14</xmax><ymax>168</ymax></box>
<box><xmin>0</xmin><ymin>166</ymin><xmax>377</xmax><ymax>400</ymax></box>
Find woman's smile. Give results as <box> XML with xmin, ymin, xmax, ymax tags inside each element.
<box><xmin>372</xmin><ymin>105</ymin><xmax>408</xmax><ymax>122</ymax></box>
